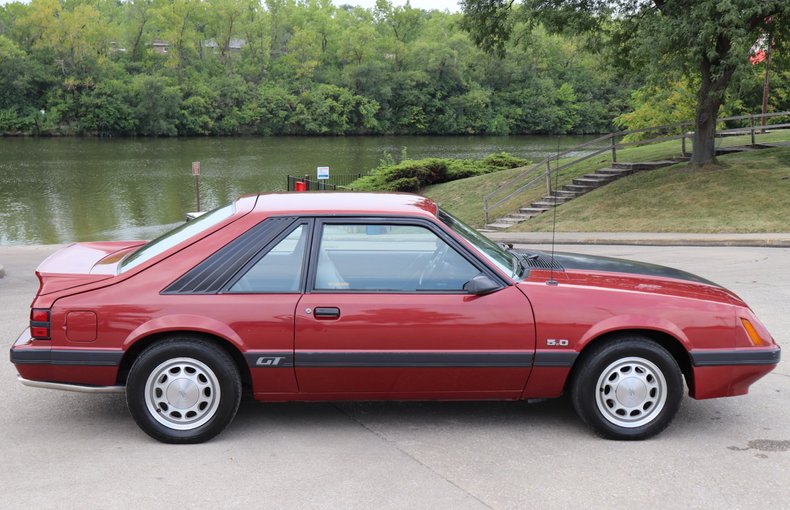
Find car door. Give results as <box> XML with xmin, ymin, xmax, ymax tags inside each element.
<box><xmin>294</xmin><ymin>218</ymin><xmax>536</xmax><ymax>399</ymax></box>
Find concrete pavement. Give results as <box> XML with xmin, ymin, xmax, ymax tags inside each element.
<box><xmin>0</xmin><ymin>243</ymin><xmax>788</xmax><ymax>509</ymax></box>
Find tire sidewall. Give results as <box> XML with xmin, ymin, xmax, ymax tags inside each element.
<box><xmin>126</xmin><ymin>338</ymin><xmax>241</xmax><ymax>444</ymax></box>
<box><xmin>573</xmin><ymin>339</ymin><xmax>683</xmax><ymax>440</ymax></box>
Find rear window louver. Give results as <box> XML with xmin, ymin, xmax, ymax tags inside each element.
<box><xmin>162</xmin><ymin>217</ymin><xmax>296</xmax><ymax>294</ymax></box>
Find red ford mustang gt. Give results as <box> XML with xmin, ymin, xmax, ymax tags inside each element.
<box><xmin>10</xmin><ymin>193</ymin><xmax>780</xmax><ymax>443</ymax></box>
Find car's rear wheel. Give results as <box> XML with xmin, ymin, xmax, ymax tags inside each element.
<box><xmin>126</xmin><ymin>337</ymin><xmax>241</xmax><ymax>444</ymax></box>
<box><xmin>571</xmin><ymin>337</ymin><xmax>683</xmax><ymax>440</ymax></box>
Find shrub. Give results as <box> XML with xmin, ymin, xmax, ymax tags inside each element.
<box><xmin>351</xmin><ymin>152</ymin><xmax>528</xmax><ymax>192</ymax></box>
<box><xmin>482</xmin><ymin>152</ymin><xmax>528</xmax><ymax>171</ymax></box>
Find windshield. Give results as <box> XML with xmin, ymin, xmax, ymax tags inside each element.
<box><xmin>119</xmin><ymin>204</ymin><xmax>235</xmax><ymax>273</ymax></box>
<box><xmin>437</xmin><ymin>208</ymin><xmax>522</xmax><ymax>280</ymax></box>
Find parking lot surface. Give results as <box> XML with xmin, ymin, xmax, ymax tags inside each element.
<box><xmin>1</xmin><ymin>244</ymin><xmax>788</xmax><ymax>509</ymax></box>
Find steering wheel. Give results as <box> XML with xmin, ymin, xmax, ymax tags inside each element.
<box><xmin>418</xmin><ymin>244</ymin><xmax>450</xmax><ymax>288</ymax></box>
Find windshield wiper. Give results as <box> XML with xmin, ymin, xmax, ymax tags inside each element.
<box><xmin>506</xmin><ymin>247</ymin><xmax>530</xmax><ymax>277</ymax></box>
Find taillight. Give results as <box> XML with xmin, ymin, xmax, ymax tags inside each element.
<box><xmin>30</xmin><ymin>308</ymin><xmax>51</xmax><ymax>339</ymax></box>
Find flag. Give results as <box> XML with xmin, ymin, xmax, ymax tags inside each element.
<box><xmin>750</xmin><ymin>33</ymin><xmax>769</xmax><ymax>66</ymax></box>
<box><xmin>750</xmin><ymin>50</ymin><xmax>767</xmax><ymax>65</ymax></box>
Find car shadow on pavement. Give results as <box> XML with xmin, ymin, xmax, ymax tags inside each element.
<box><xmin>226</xmin><ymin>397</ymin><xmax>589</xmax><ymax>439</ymax></box>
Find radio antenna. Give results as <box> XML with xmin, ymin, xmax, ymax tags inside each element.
<box><xmin>547</xmin><ymin>138</ymin><xmax>560</xmax><ymax>286</ymax></box>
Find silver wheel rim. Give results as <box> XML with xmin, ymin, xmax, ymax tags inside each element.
<box><xmin>595</xmin><ymin>356</ymin><xmax>667</xmax><ymax>428</ymax></box>
<box><xmin>144</xmin><ymin>357</ymin><xmax>221</xmax><ymax>431</ymax></box>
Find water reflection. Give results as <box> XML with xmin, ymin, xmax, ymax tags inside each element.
<box><xmin>0</xmin><ymin>135</ymin><xmax>594</xmax><ymax>244</ymax></box>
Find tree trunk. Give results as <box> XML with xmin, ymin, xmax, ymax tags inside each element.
<box><xmin>131</xmin><ymin>13</ymin><xmax>147</xmax><ymax>62</ymax></box>
<box><xmin>690</xmin><ymin>36</ymin><xmax>737</xmax><ymax>166</ymax></box>
<box><xmin>691</xmin><ymin>96</ymin><xmax>720</xmax><ymax>166</ymax></box>
<box><xmin>690</xmin><ymin>52</ymin><xmax>719</xmax><ymax>165</ymax></box>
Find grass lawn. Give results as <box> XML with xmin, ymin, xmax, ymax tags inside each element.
<box><xmin>423</xmin><ymin>129</ymin><xmax>790</xmax><ymax>230</ymax></box>
<box><xmin>516</xmin><ymin>147</ymin><xmax>790</xmax><ymax>233</ymax></box>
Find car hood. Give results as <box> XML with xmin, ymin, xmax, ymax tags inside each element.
<box><xmin>550</xmin><ymin>251</ymin><xmax>719</xmax><ymax>287</ymax></box>
<box><xmin>516</xmin><ymin>249</ymin><xmax>745</xmax><ymax>306</ymax></box>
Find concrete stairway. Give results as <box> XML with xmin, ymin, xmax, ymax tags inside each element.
<box><xmin>483</xmin><ymin>160</ymin><xmax>679</xmax><ymax>231</ymax></box>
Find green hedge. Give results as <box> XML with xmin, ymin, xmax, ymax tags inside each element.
<box><xmin>351</xmin><ymin>152</ymin><xmax>528</xmax><ymax>192</ymax></box>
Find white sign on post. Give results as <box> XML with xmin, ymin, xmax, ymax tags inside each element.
<box><xmin>317</xmin><ymin>166</ymin><xmax>330</xmax><ymax>180</ymax></box>
<box><xmin>192</xmin><ymin>161</ymin><xmax>201</xmax><ymax>176</ymax></box>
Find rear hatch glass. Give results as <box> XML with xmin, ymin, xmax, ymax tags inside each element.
<box><xmin>119</xmin><ymin>204</ymin><xmax>235</xmax><ymax>273</ymax></box>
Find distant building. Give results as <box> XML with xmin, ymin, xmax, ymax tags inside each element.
<box><xmin>203</xmin><ymin>38</ymin><xmax>246</xmax><ymax>55</ymax></box>
<box><xmin>152</xmin><ymin>40</ymin><xmax>170</xmax><ymax>54</ymax></box>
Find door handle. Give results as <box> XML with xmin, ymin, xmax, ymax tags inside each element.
<box><xmin>313</xmin><ymin>307</ymin><xmax>341</xmax><ymax>319</ymax></box>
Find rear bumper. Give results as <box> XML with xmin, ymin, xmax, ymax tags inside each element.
<box><xmin>10</xmin><ymin>328</ymin><xmax>122</xmax><ymax>387</ymax></box>
<box><xmin>17</xmin><ymin>376</ymin><xmax>124</xmax><ymax>393</ymax></box>
<box><xmin>690</xmin><ymin>346</ymin><xmax>781</xmax><ymax>399</ymax></box>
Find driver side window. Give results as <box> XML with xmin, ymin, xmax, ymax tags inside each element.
<box><xmin>314</xmin><ymin>224</ymin><xmax>479</xmax><ymax>292</ymax></box>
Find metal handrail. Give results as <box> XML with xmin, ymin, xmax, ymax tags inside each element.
<box><xmin>483</xmin><ymin>110</ymin><xmax>790</xmax><ymax>224</ymax></box>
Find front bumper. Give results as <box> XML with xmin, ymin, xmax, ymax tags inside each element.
<box><xmin>689</xmin><ymin>346</ymin><xmax>781</xmax><ymax>367</ymax></box>
<box><xmin>689</xmin><ymin>345</ymin><xmax>781</xmax><ymax>399</ymax></box>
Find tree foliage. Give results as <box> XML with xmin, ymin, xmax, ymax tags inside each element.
<box><xmin>1</xmin><ymin>0</ymin><xmax>787</xmax><ymax>139</ymax></box>
<box><xmin>0</xmin><ymin>0</ymin><xmax>632</xmax><ymax>136</ymax></box>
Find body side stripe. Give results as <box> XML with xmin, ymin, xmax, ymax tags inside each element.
<box><xmin>533</xmin><ymin>351</ymin><xmax>578</xmax><ymax>367</ymax></box>
<box><xmin>10</xmin><ymin>348</ymin><xmax>123</xmax><ymax>366</ymax></box>
<box><xmin>292</xmin><ymin>351</ymin><xmax>534</xmax><ymax>368</ymax></box>
<box><xmin>690</xmin><ymin>348</ymin><xmax>780</xmax><ymax>367</ymax></box>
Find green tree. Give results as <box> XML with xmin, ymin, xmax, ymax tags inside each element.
<box><xmin>152</xmin><ymin>0</ymin><xmax>203</xmax><ymax>80</ymax></box>
<box><xmin>462</xmin><ymin>0</ymin><xmax>790</xmax><ymax>165</ymax></box>
<box><xmin>78</xmin><ymin>79</ymin><xmax>137</xmax><ymax>135</ymax></box>
<box><xmin>125</xmin><ymin>0</ymin><xmax>154</xmax><ymax>62</ymax></box>
<box><xmin>132</xmin><ymin>75</ymin><xmax>181</xmax><ymax>135</ymax></box>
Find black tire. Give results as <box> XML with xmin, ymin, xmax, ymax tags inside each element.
<box><xmin>126</xmin><ymin>337</ymin><xmax>242</xmax><ymax>444</ymax></box>
<box><xmin>571</xmin><ymin>336</ymin><xmax>683</xmax><ymax>440</ymax></box>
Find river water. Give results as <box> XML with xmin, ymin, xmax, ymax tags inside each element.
<box><xmin>0</xmin><ymin>135</ymin><xmax>593</xmax><ymax>245</ymax></box>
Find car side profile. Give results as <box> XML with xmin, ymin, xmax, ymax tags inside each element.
<box><xmin>10</xmin><ymin>193</ymin><xmax>780</xmax><ymax>443</ymax></box>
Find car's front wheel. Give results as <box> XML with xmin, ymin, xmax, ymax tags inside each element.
<box><xmin>126</xmin><ymin>337</ymin><xmax>241</xmax><ymax>444</ymax></box>
<box><xmin>571</xmin><ymin>337</ymin><xmax>683</xmax><ymax>440</ymax></box>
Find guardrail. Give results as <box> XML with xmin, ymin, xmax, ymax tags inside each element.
<box><xmin>287</xmin><ymin>174</ymin><xmax>362</xmax><ymax>191</ymax></box>
<box><xmin>483</xmin><ymin>111</ymin><xmax>790</xmax><ymax>224</ymax></box>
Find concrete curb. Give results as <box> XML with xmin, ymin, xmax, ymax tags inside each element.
<box><xmin>496</xmin><ymin>238</ymin><xmax>790</xmax><ymax>248</ymax></box>
<box><xmin>484</xmin><ymin>233</ymin><xmax>790</xmax><ymax>248</ymax></box>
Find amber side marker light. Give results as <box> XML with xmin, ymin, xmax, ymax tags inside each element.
<box><xmin>741</xmin><ymin>318</ymin><xmax>765</xmax><ymax>346</ymax></box>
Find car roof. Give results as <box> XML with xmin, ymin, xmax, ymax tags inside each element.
<box><xmin>246</xmin><ymin>192</ymin><xmax>439</xmax><ymax>218</ymax></box>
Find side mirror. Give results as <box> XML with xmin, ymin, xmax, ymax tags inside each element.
<box><xmin>463</xmin><ymin>274</ymin><xmax>500</xmax><ymax>295</ymax></box>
